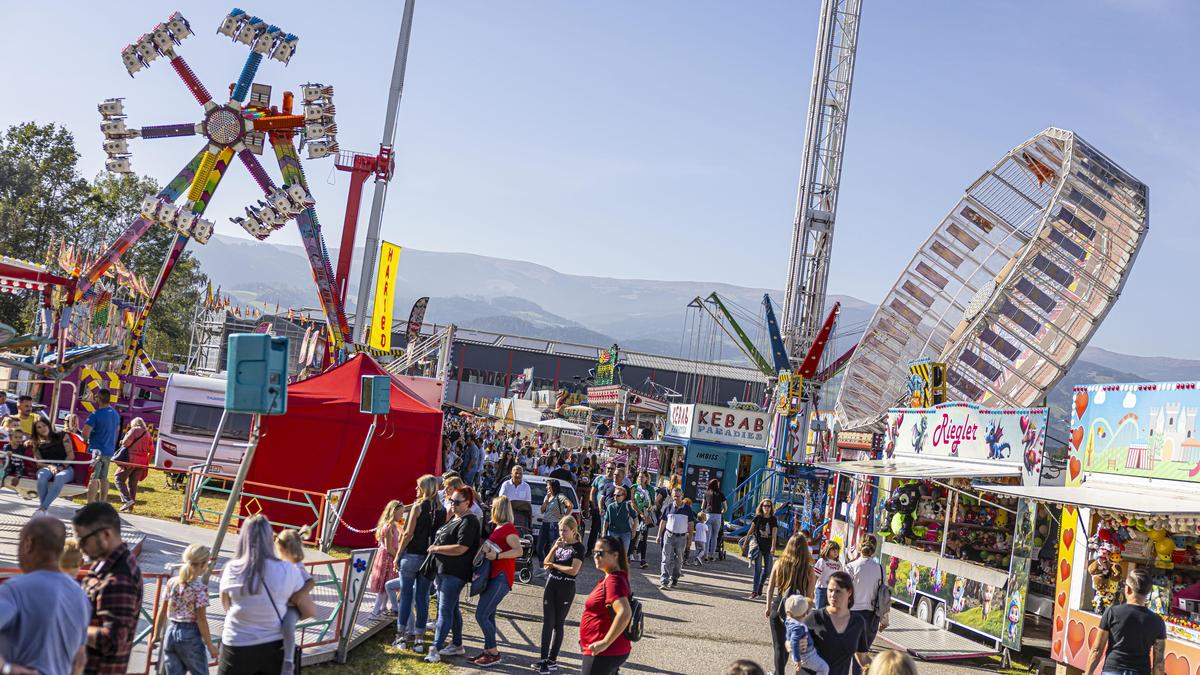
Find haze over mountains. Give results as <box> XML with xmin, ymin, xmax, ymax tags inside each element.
<box><xmin>192</xmin><ymin>234</ymin><xmax>1192</xmax><ymax>439</ymax></box>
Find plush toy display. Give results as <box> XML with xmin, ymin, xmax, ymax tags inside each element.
<box><xmin>883</xmin><ymin>482</ymin><xmax>922</xmax><ymax>541</ymax></box>
<box><xmin>1088</xmin><ymin>545</ymin><xmax>1124</xmax><ymax>612</ymax></box>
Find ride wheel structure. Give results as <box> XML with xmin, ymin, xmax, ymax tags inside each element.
<box><xmin>835</xmin><ymin>127</ymin><xmax>1148</xmax><ymax>431</ymax></box>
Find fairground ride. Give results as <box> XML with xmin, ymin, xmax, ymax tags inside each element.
<box><xmin>835</xmin><ymin>128</ymin><xmax>1149</xmax><ymax>431</ymax></box>
<box><xmin>86</xmin><ymin>8</ymin><xmax>347</xmax><ymax>377</ymax></box>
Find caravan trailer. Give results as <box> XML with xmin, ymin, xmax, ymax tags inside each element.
<box><xmin>156</xmin><ymin>373</ymin><xmax>252</xmax><ymax>475</ymax></box>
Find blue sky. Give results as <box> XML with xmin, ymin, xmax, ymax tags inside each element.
<box><xmin>0</xmin><ymin>1</ymin><xmax>1196</xmax><ymax>357</ymax></box>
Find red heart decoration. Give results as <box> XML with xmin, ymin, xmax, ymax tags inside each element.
<box><xmin>1071</xmin><ymin>426</ymin><xmax>1084</xmax><ymax>450</ymax></box>
<box><xmin>1061</xmin><ymin>559</ymin><xmax>1072</xmax><ymax>581</ymax></box>
<box><xmin>1052</xmin><ymin>639</ymin><xmax>1062</xmax><ymax>658</ymax></box>
<box><xmin>1087</xmin><ymin>627</ymin><xmax>1098</xmax><ymax>648</ymax></box>
<box><xmin>1057</xmin><ymin>592</ymin><xmax>1067</xmax><ymax>608</ymax></box>
<box><xmin>1069</xmin><ymin>457</ymin><xmax>1082</xmax><ymax>480</ymax></box>
<box><xmin>1074</xmin><ymin>392</ymin><xmax>1088</xmax><ymax>420</ymax></box>
<box><xmin>1163</xmin><ymin>653</ymin><xmax>1190</xmax><ymax>675</ymax></box>
<box><xmin>1055</xmin><ymin>615</ymin><xmax>1064</xmax><ymax>632</ymax></box>
<box><xmin>1066</xmin><ymin>620</ymin><xmax>1085</xmax><ymax>658</ymax></box>
<box><xmin>1063</xmin><ymin>528</ymin><xmax>1075</xmax><ymax>550</ymax></box>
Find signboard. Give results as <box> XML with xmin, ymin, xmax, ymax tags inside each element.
<box><xmin>594</xmin><ymin>345</ymin><xmax>618</xmax><ymax>386</ymax></box>
<box><xmin>1069</xmin><ymin>381</ymin><xmax>1200</xmax><ymax>486</ymax></box>
<box><xmin>683</xmin><ymin>463</ymin><xmax>724</xmax><ymax>502</ymax></box>
<box><xmin>885</xmin><ymin>402</ymin><xmax>1047</xmax><ymax>485</ymax></box>
<box><xmin>666</xmin><ymin>403</ymin><xmax>769</xmax><ymax>449</ymax></box>
<box><xmin>369</xmin><ymin>241</ymin><xmax>401</xmax><ymax>352</ymax></box>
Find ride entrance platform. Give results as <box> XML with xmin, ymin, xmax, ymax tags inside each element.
<box><xmin>878</xmin><ymin>608</ymin><xmax>997</xmax><ymax>661</ymax></box>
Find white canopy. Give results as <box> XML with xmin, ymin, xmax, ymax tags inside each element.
<box><xmin>537</xmin><ymin>418</ymin><xmax>585</xmax><ymax>431</ymax></box>
<box><xmin>817</xmin><ymin>458</ymin><xmax>1021</xmax><ymax>480</ymax></box>
<box><xmin>971</xmin><ymin>480</ymin><xmax>1200</xmax><ymax>515</ymax></box>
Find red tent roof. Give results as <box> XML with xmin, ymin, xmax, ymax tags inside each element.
<box><xmin>286</xmin><ymin>353</ymin><xmax>440</xmax><ymax>414</ymax></box>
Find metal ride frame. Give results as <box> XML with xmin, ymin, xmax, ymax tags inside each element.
<box><xmin>85</xmin><ymin>9</ymin><xmax>348</xmax><ymax>378</ymax></box>
<box><xmin>180</xmin><ymin>466</ymin><xmax>334</xmax><ymax>545</ymax></box>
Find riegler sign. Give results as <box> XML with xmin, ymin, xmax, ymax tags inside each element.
<box><xmin>667</xmin><ymin>403</ymin><xmax>770</xmax><ymax>448</ymax></box>
<box><xmin>885</xmin><ymin>402</ymin><xmax>1048</xmax><ymax>484</ymax></box>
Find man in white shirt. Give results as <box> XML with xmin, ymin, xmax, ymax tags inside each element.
<box><xmin>498</xmin><ymin>465</ymin><xmax>531</xmax><ymax>505</ymax></box>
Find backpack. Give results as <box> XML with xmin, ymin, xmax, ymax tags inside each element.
<box><xmin>871</xmin><ymin>560</ymin><xmax>892</xmax><ymax>617</ymax></box>
<box><xmin>606</xmin><ymin>578</ymin><xmax>645</xmax><ymax>642</ymax></box>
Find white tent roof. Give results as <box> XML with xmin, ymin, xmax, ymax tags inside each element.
<box><xmin>537</xmin><ymin>418</ymin><xmax>584</xmax><ymax>431</ymax></box>
<box><xmin>817</xmin><ymin>458</ymin><xmax>1021</xmax><ymax>480</ymax></box>
<box><xmin>971</xmin><ymin>480</ymin><xmax>1200</xmax><ymax>515</ymax></box>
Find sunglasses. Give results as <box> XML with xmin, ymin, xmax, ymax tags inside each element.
<box><xmin>592</xmin><ymin>549</ymin><xmax>612</xmax><ymax>557</ymax></box>
<box><xmin>77</xmin><ymin>526</ymin><xmax>111</xmax><ymax>546</ymax></box>
<box><xmin>451</xmin><ymin>499</ymin><xmax>468</xmax><ymax>505</ymax></box>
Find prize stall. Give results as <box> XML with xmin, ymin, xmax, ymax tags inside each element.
<box><xmin>586</xmin><ymin>384</ymin><xmax>668</xmax><ymax>438</ymax></box>
<box><xmin>665</xmin><ymin>403</ymin><xmax>770</xmax><ymax>504</ymax></box>
<box><xmin>609</xmin><ymin>438</ymin><xmax>685</xmax><ymax>486</ymax></box>
<box><xmin>820</xmin><ymin>402</ymin><xmax>1053</xmax><ymax>658</ymax></box>
<box><xmin>975</xmin><ymin>381</ymin><xmax>1200</xmax><ymax>672</ymax></box>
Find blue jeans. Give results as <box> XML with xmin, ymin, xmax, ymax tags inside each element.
<box><xmin>434</xmin><ymin>574</ymin><xmax>466</xmax><ymax>651</ymax></box>
<box><xmin>612</xmin><ymin>532</ymin><xmax>632</xmax><ymax>558</ymax></box>
<box><xmin>388</xmin><ymin>553</ymin><xmax>432</xmax><ymax>637</ymax></box>
<box><xmin>37</xmin><ymin>466</ymin><xmax>74</xmax><ymax>510</ymax></box>
<box><xmin>705</xmin><ymin>514</ymin><xmax>722</xmax><ymax>557</ymax></box>
<box><xmin>753</xmin><ymin>551</ymin><xmax>773</xmax><ymax>594</ymax></box>
<box><xmin>815</xmin><ymin>586</ymin><xmax>829</xmax><ymax>609</ymax></box>
<box><xmin>474</xmin><ymin>575</ymin><xmax>511</xmax><ymax>650</ymax></box>
<box><xmin>164</xmin><ymin>621</ymin><xmax>209</xmax><ymax>675</ymax></box>
<box><xmin>538</xmin><ymin>521</ymin><xmax>559</xmax><ymax>558</ymax></box>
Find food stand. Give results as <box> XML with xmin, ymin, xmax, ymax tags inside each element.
<box><xmin>820</xmin><ymin>402</ymin><xmax>1053</xmax><ymax>658</ymax></box>
<box><xmin>975</xmin><ymin>381</ymin><xmax>1200</xmax><ymax>672</ymax></box>
<box><xmin>665</xmin><ymin>403</ymin><xmax>771</xmax><ymax>502</ymax></box>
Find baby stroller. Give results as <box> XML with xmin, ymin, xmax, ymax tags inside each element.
<box><xmin>512</xmin><ymin>502</ymin><xmax>537</xmax><ymax>584</ymax></box>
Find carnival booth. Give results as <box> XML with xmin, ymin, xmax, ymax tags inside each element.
<box><xmin>974</xmin><ymin>381</ymin><xmax>1200</xmax><ymax>672</ymax></box>
<box><xmin>245</xmin><ymin>354</ymin><xmax>443</xmax><ymax>547</ymax></box>
<box><xmin>609</xmin><ymin>438</ymin><xmax>686</xmax><ymax>486</ymax></box>
<box><xmin>665</xmin><ymin>403</ymin><xmax>770</xmax><ymax>503</ymax></box>
<box><xmin>821</xmin><ymin>402</ymin><xmax>1053</xmax><ymax>658</ymax></box>
<box><xmin>586</xmin><ymin>384</ymin><xmax>668</xmax><ymax>435</ymax></box>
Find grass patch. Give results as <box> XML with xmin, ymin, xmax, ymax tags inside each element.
<box><xmin>68</xmin><ymin>466</ymin><xmax>226</xmax><ymax>527</ymax></box>
<box><xmin>305</xmin><ymin>628</ymin><xmax>449</xmax><ymax>674</ymax></box>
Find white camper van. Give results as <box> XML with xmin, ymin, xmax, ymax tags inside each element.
<box><xmin>156</xmin><ymin>373</ymin><xmax>253</xmax><ymax>475</ymax></box>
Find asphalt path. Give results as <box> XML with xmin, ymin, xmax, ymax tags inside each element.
<box><xmin>440</xmin><ymin>537</ymin><xmax>999</xmax><ymax>674</ymax></box>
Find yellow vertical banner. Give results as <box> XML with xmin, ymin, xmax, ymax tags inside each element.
<box><xmin>370</xmin><ymin>241</ymin><xmax>401</xmax><ymax>352</ymax></box>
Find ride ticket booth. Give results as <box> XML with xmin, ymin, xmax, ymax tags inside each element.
<box><xmin>975</xmin><ymin>381</ymin><xmax>1200</xmax><ymax>673</ymax></box>
<box><xmin>820</xmin><ymin>402</ymin><xmax>1054</xmax><ymax>661</ymax></box>
<box><xmin>665</xmin><ymin>403</ymin><xmax>770</xmax><ymax>503</ymax></box>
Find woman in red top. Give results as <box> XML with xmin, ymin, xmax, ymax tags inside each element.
<box><xmin>580</xmin><ymin>535</ymin><xmax>633</xmax><ymax>675</ymax></box>
<box><xmin>471</xmin><ymin>495</ymin><xmax>524</xmax><ymax>667</ymax></box>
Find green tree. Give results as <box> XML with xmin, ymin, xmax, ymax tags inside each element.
<box><xmin>0</xmin><ymin>122</ymin><xmax>209</xmax><ymax>367</ymax></box>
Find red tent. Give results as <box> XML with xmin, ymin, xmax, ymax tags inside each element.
<box><xmin>244</xmin><ymin>353</ymin><xmax>443</xmax><ymax>547</ymax></box>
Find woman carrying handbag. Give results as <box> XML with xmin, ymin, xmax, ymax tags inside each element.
<box><xmin>115</xmin><ymin>417</ymin><xmax>153</xmax><ymax>513</ymax></box>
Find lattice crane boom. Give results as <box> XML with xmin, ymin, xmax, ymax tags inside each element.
<box><xmin>780</xmin><ymin>0</ymin><xmax>862</xmax><ymax>363</ymax></box>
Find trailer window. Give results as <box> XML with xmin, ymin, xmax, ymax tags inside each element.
<box><xmin>171</xmin><ymin>402</ymin><xmax>252</xmax><ymax>441</ymax></box>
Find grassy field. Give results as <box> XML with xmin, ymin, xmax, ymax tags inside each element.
<box><xmin>67</xmin><ymin>466</ymin><xmax>225</xmax><ymax>525</ymax></box>
<box><xmin>306</xmin><ymin>628</ymin><xmax>449</xmax><ymax>674</ymax></box>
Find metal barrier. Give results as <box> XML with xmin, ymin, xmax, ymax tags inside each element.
<box><xmin>180</xmin><ymin>465</ymin><xmax>332</xmax><ymax>545</ymax></box>
<box><xmin>0</xmin><ymin>556</ymin><xmax>353</xmax><ymax>675</ymax></box>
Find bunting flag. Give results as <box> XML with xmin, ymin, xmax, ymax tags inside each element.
<box><xmin>205</xmin><ymin>281</ymin><xmax>214</xmax><ymax>307</ymax></box>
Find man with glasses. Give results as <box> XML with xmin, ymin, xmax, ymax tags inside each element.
<box><xmin>0</xmin><ymin>516</ymin><xmax>90</xmax><ymax>675</ymax></box>
<box><xmin>656</xmin><ymin>488</ymin><xmax>695</xmax><ymax>590</ymax></box>
<box><xmin>587</xmin><ymin>464</ymin><xmax>616</xmax><ymax>555</ymax></box>
<box><xmin>74</xmin><ymin>502</ymin><xmax>142</xmax><ymax>674</ymax></box>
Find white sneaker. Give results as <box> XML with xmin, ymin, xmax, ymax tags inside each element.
<box><xmin>441</xmin><ymin>644</ymin><xmax>466</xmax><ymax>657</ymax></box>
<box><xmin>424</xmin><ymin>648</ymin><xmax>441</xmax><ymax>663</ymax></box>
<box><xmin>32</xmin><ymin>509</ymin><xmax>46</xmax><ymax>518</ymax></box>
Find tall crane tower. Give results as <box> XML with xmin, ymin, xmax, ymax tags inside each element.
<box><xmin>779</xmin><ymin>0</ymin><xmax>862</xmax><ymax>460</ymax></box>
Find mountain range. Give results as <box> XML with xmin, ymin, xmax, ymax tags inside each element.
<box><xmin>191</xmin><ymin>234</ymin><xmax>1197</xmax><ymax>442</ymax></box>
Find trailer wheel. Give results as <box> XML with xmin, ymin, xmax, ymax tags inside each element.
<box><xmin>932</xmin><ymin>601</ymin><xmax>948</xmax><ymax>629</ymax></box>
<box><xmin>517</xmin><ymin>568</ymin><xmax>533</xmax><ymax>584</ymax></box>
<box><xmin>915</xmin><ymin>596</ymin><xmax>934</xmax><ymax>624</ymax></box>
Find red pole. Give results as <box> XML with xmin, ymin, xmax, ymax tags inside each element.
<box><xmin>335</xmin><ymin>168</ymin><xmax>371</xmax><ymax>306</ymax></box>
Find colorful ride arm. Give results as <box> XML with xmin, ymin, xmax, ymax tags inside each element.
<box><xmin>706</xmin><ymin>292</ymin><xmax>774</xmax><ymax>377</ymax></box>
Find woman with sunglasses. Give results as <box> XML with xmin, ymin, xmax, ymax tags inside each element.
<box><xmin>749</xmin><ymin>499</ymin><xmax>779</xmax><ymax>599</ymax></box>
<box><xmin>800</xmin><ymin>571</ymin><xmax>870</xmax><ymax>675</ymax></box>
<box><xmin>579</xmin><ymin>535</ymin><xmax>633</xmax><ymax>675</ymax></box>
<box><xmin>424</xmin><ymin>486</ymin><xmax>482</xmax><ymax>664</ymax></box>
<box><xmin>600</xmin><ymin>485</ymin><xmax>636</xmax><ymax>559</ymax></box>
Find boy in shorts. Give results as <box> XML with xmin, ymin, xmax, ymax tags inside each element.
<box><xmin>2</xmin><ymin>419</ymin><xmax>26</xmax><ymax>490</ymax></box>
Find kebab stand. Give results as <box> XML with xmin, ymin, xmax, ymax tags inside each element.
<box><xmin>975</xmin><ymin>382</ymin><xmax>1200</xmax><ymax>673</ymax></box>
<box><xmin>665</xmin><ymin>403</ymin><xmax>770</xmax><ymax>502</ymax></box>
<box><xmin>821</xmin><ymin>402</ymin><xmax>1053</xmax><ymax>659</ymax></box>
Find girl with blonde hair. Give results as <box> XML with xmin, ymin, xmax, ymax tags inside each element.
<box><xmin>535</xmin><ymin>515</ymin><xmax>586</xmax><ymax>672</ymax></box>
<box><xmin>389</xmin><ymin>474</ymin><xmax>447</xmax><ymax>653</ymax></box>
<box><xmin>871</xmin><ymin>650</ymin><xmax>917</xmax><ymax>675</ymax></box>
<box><xmin>471</xmin><ymin>495</ymin><xmax>524</xmax><ymax>666</ymax></box>
<box><xmin>152</xmin><ymin>544</ymin><xmax>219</xmax><ymax>673</ymax></box>
<box><xmin>368</xmin><ymin>499</ymin><xmax>404</xmax><ymax>617</ymax></box>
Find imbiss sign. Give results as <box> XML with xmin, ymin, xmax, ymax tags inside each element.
<box><xmin>667</xmin><ymin>403</ymin><xmax>770</xmax><ymax>448</ymax></box>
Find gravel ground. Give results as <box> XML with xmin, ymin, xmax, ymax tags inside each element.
<box><xmin>436</xmin><ymin>539</ymin><xmax>1005</xmax><ymax>674</ymax></box>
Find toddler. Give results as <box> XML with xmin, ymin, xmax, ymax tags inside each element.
<box><xmin>689</xmin><ymin>512</ymin><xmax>709</xmax><ymax>565</ymax></box>
<box><xmin>60</xmin><ymin>537</ymin><xmax>83</xmax><ymax>578</ymax></box>
<box><xmin>784</xmin><ymin>595</ymin><xmax>829</xmax><ymax>675</ymax></box>
<box><xmin>2</xmin><ymin>422</ymin><xmax>26</xmax><ymax>490</ymax></box>
<box><xmin>275</xmin><ymin>529</ymin><xmax>316</xmax><ymax>675</ymax></box>
<box><xmin>152</xmin><ymin>544</ymin><xmax>219</xmax><ymax>674</ymax></box>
